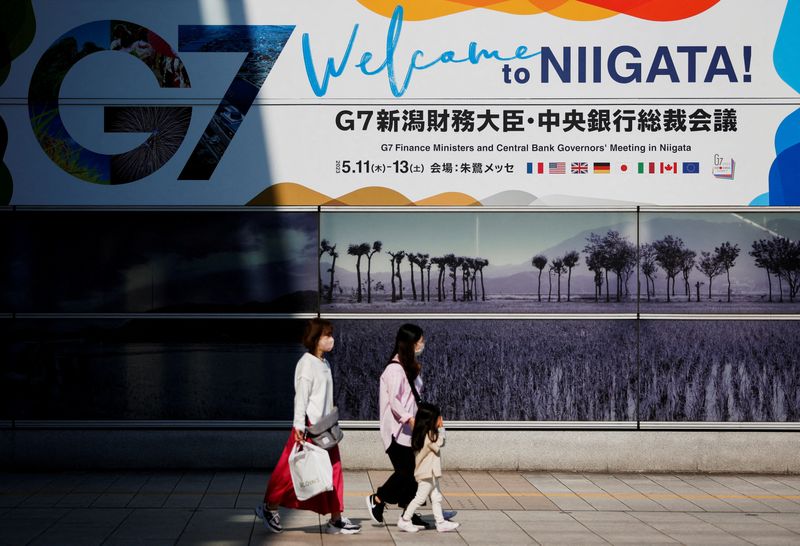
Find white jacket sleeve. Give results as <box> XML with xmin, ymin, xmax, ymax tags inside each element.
<box><xmin>293</xmin><ymin>377</ymin><xmax>312</xmax><ymax>431</ymax></box>
<box><xmin>293</xmin><ymin>357</ymin><xmax>314</xmax><ymax>432</ymax></box>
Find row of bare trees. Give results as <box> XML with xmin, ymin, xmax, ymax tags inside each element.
<box><xmin>640</xmin><ymin>237</ymin><xmax>740</xmax><ymax>303</ymax></box>
<box><xmin>531</xmin><ymin>251</ymin><xmax>581</xmax><ymax>302</ymax></box>
<box><xmin>319</xmin><ymin>239</ymin><xmax>490</xmax><ymax>303</ymax></box>
<box><xmin>750</xmin><ymin>236</ymin><xmax>800</xmax><ymax>302</ymax></box>
<box><xmin>531</xmin><ymin>231</ymin><xmax>638</xmax><ymax>303</ymax></box>
<box><xmin>321</xmin><ymin>232</ymin><xmax>800</xmax><ymax>305</ymax></box>
<box><xmin>531</xmin><ymin>231</ymin><xmax>800</xmax><ymax>303</ymax></box>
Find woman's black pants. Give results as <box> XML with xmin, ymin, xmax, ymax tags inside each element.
<box><xmin>375</xmin><ymin>439</ymin><xmax>417</xmax><ymax>508</ymax></box>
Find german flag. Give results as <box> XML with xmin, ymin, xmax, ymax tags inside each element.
<box><xmin>593</xmin><ymin>162</ymin><xmax>611</xmax><ymax>174</ymax></box>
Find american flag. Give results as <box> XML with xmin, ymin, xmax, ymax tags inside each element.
<box><xmin>549</xmin><ymin>162</ymin><xmax>566</xmax><ymax>174</ymax></box>
<box><xmin>571</xmin><ymin>162</ymin><xmax>588</xmax><ymax>174</ymax></box>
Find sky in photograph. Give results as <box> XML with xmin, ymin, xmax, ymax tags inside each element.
<box><xmin>640</xmin><ymin>212</ymin><xmax>800</xmax><ymax>242</ymax></box>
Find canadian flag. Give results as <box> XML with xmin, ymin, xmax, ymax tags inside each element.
<box><xmin>660</xmin><ymin>161</ymin><xmax>678</xmax><ymax>174</ymax></box>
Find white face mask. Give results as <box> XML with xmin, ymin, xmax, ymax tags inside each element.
<box><xmin>414</xmin><ymin>344</ymin><xmax>425</xmax><ymax>357</ymax></box>
<box><xmin>319</xmin><ymin>335</ymin><xmax>334</xmax><ymax>354</ymax></box>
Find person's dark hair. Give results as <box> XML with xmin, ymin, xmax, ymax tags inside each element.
<box><xmin>411</xmin><ymin>402</ymin><xmax>441</xmax><ymax>452</ymax></box>
<box><xmin>302</xmin><ymin>318</ymin><xmax>333</xmax><ymax>353</ymax></box>
<box><xmin>390</xmin><ymin>323</ymin><xmax>423</xmax><ymax>382</ymax></box>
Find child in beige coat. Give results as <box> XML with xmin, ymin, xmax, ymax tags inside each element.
<box><xmin>397</xmin><ymin>403</ymin><xmax>460</xmax><ymax>533</ymax></box>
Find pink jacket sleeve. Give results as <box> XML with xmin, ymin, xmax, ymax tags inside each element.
<box><xmin>384</xmin><ymin>364</ymin><xmax>414</xmax><ymax>423</ymax></box>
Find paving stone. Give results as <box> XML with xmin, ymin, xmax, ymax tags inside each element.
<box><xmin>490</xmin><ymin>471</ymin><xmax>560</xmax><ymax>511</ymax></box>
<box><xmin>176</xmin><ymin>508</ymin><xmax>254</xmax><ymax>545</ymax></box>
<box><xmin>0</xmin><ymin>507</ymin><xmax>70</xmax><ymax>546</ymax></box>
<box><xmin>646</xmin><ymin>475</ymin><xmax>740</xmax><ymax>512</ymax></box>
<box><xmin>106</xmin><ymin>508</ymin><xmax>193</xmax><ymax>541</ymax></box>
<box><xmin>28</xmin><ymin>508</ymin><xmax>131</xmax><ymax>546</ymax></box>
<box><xmin>507</xmin><ymin>510</ymin><xmax>606</xmax><ymax>544</ymax></box>
<box><xmin>460</xmin><ymin>471</ymin><xmax>524</xmax><ymax>510</ymax></box>
<box><xmin>709</xmin><ymin>476</ymin><xmax>800</xmax><ymax>513</ymax></box>
<box><xmin>128</xmin><ymin>474</ymin><xmax>183</xmax><ymax>508</ymax></box>
<box><xmin>522</xmin><ymin>474</ymin><xmax>595</xmax><ymax>512</ymax></box>
<box><xmin>555</xmin><ymin>475</ymin><xmax>630</xmax><ymax>511</ymax></box>
<box><xmin>680</xmin><ymin>475</ymin><xmax>775</xmax><ymax>513</ymax></box>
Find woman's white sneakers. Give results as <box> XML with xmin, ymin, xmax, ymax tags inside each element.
<box><xmin>326</xmin><ymin>516</ymin><xmax>362</xmax><ymax>534</ymax></box>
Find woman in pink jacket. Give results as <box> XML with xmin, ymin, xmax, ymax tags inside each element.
<box><xmin>365</xmin><ymin>323</ymin><xmax>427</xmax><ymax>527</ymax></box>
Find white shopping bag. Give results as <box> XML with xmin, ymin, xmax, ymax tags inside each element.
<box><xmin>288</xmin><ymin>441</ymin><xmax>334</xmax><ymax>501</ymax></box>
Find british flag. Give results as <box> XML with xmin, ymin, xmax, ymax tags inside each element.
<box><xmin>571</xmin><ymin>162</ymin><xmax>588</xmax><ymax>174</ymax></box>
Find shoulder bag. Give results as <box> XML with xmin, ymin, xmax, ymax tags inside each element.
<box><xmin>305</xmin><ymin>406</ymin><xmax>344</xmax><ymax>450</ymax></box>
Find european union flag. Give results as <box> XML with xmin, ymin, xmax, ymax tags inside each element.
<box><xmin>682</xmin><ymin>162</ymin><xmax>700</xmax><ymax>174</ymax></box>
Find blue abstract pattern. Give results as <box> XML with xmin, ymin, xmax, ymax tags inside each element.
<box><xmin>769</xmin><ymin>0</ymin><xmax>800</xmax><ymax>205</ymax></box>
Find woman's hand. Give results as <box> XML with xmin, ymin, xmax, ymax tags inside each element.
<box><xmin>408</xmin><ymin>417</ymin><xmax>415</xmax><ymax>430</ymax></box>
<box><xmin>294</xmin><ymin>428</ymin><xmax>305</xmax><ymax>444</ymax></box>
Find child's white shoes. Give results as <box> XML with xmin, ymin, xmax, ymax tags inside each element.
<box><xmin>436</xmin><ymin>520</ymin><xmax>460</xmax><ymax>532</ymax></box>
<box><xmin>399</xmin><ymin>516</ymin><xmax>460</xmax><ymax>533</ymax></box>
<box><xmin>397</xmin><ymin>516</ymin><xmax>420</xmax><ymax>533</ymax></box>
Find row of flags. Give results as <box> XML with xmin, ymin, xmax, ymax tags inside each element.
<box><xmin>526</xmin><ymin>161</ymin><xmax>701</xmax><ymax>174</ymax></box>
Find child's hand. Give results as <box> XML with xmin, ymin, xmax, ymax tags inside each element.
<box><xmin>437</xmin><ymin>416</ymin><xmax>443</xmax><ymax>428</ymax></box>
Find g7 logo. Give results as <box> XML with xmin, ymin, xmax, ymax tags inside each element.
<box><xmin>28</xmin><ymin>20</ymin><xmax>293</xmax><ymax>184</ymax></box>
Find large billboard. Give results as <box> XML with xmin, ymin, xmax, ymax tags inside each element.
<box><xmin>1</xmin><ymin>0</ymin><xmax>800</xmax><ymax>205</ymax></box>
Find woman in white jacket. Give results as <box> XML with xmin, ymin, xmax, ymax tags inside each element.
<box><xmin>256</xmin><ymin>319</ymin><xmax>360</xmax><ymax>535</ymax></box>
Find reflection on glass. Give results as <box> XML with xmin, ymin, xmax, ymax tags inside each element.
<box><xmin>0</xmin><ymin>212</ymin><xmax>11</xmax><ymax>312</ymax></box>
<box><xmin>2</xmin><ymin>319</ymin><xmax>307</xmax><ymax>420</ymax></box>
<box><xmin>5</xmin><ymin>211</ymin><xmax>318</xmax><ymax>313</ymax></box>
<box><xmin>320</xmin><ymin>212</ymin><xmax>637</xmax><ymax>313</ymax></box>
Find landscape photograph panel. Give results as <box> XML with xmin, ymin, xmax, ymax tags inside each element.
<box><xmin>639</xmin><ymin>320</ymin><xmax>800</xmax><ymax>422</ymax></box>
<box><xmin>639</xmin><ymin>211</ymin><xmax>800</xmax><ymax>313</ymax></box>
<box><xmin>320</xmin><ymin>211</ymin><xmax>638</xmax><ymax>313</ymax></box>
<box><xmin>4</xmin><ymin>210</ymin><xmax>319</xmax><ymax>313</ymax></box>
<box><xmin>331</xmin><ymin>319</ymin><xmax>637</xmax><ymax>422</ymax></box>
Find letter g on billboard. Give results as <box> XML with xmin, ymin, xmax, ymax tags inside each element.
<box><xmin>28</xmin><ymin>21</ymin><xmax>293</xmax><ymax>185</ymax></box>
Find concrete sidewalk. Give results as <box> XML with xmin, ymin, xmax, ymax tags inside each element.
<box><xmin>2</xmin><ymin>470</ymin><xmax>799</xmax><ymax>545</ymax></box>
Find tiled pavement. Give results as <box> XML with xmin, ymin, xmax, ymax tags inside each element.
<box><xmin>1</xmin><ymin>470</ymin><xmax>799</xmax><ymax>545</ymax></box>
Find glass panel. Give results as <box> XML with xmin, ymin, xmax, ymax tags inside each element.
<box><xmin>0</xmin><ymin>211</ymin><xmax>11</xmax><ymax>312</ymax></box>
<box><xmin>320</xmin><ymin>211</ymin><xmax>637</xmax><ymax>313</ymax></box>
<box><xmin>332</xmin><ymin>319</ymin><xmax>637</xmax><ymax>421</ymax></box>
<box><xmin>4</xmin><ymin>210</ymin><xmax>318</xmax><ymax>313</ymax></box>
<box><xmin>639</xmin><ymin>211</ymin><xmax>800</xmax><ymax>312</ymax></box>
<box><xmin>2</xmin><ymin>318</ymin><xmax>307</xmax><ymax>420</ymax></box>
<box><xmin>639</xmin><ymin>320</ymin><xmax>800</xmax><ymax>422</ymax></box>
